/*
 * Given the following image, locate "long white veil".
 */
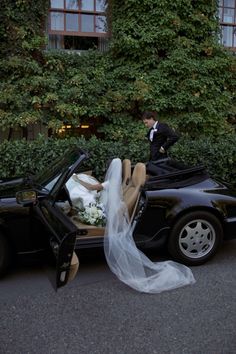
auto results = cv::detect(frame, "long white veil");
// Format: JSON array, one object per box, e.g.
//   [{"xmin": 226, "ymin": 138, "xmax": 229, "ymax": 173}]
[{"xmin": 103, "ymin": 158, "xmax": 195, "ymax": 293}]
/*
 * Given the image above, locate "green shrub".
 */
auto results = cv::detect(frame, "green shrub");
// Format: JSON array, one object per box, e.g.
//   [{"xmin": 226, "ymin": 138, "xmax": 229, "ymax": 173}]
[
  {"xmin": 171, "ymin": 134, "xmax": 236, "ymax": 185},
  {"xmin": 0, "ymin": 134, "xmax": 236, "ymax": 186},
  {"xmin": 0, "ymin": 135, "xmax": 148, "ymax": 181}
]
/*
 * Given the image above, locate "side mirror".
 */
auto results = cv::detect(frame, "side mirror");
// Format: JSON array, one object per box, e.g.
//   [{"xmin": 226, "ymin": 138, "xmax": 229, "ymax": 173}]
[{"xmin": 16, "ymin": 190, "xmax": 37, "ymax": 205}]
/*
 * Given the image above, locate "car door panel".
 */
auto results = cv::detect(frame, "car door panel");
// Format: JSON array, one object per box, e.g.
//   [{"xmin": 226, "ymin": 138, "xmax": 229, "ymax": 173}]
[{"xmin": 35, "ymin": 199, "xmax": 79, "ymax": 289}]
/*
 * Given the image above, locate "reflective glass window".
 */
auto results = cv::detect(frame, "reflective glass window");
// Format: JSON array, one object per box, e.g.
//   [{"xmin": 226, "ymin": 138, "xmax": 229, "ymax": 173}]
[
  {"xmin": 49, "ymin": 0, "xmax": 107, "ymax": 34},
  {"xmin": 81, "ymin": 0, "xmax": 94, "ymax": 11},
  {"xmin": 66, "ymin": 13, "xmax": 79, "ymax": 31},
  {"xmin": 96, "ymin": 0, "xmax": 106, "ymax": 12},
  {"xmin": 51, "ymin": 12, "xmax": 64, "ymax": 30},
  {"xmin": 48, "ymin": 34, "xmax": 65, "ymax": 49},
  {"xmin": 222, "ymin": 25, "xmax": 233, "ymax": 46},
  {"xmin": 96, "ymin": 15, "xmax": 106, "ymax": 33},
  {"xmin": 81, "ymin": 14, "xmax": 94, "ymax": 32},
  {"xmin": 224, "ymin": 0, "xmax": 235, "ymax": 7},
  {"xmin": 66, "ymin": 0, "xmax": 79, "ymax": 10},
  {"xmin": 223, "ymin": 8, "xmax": 235, "ymax": 23},
  {"xmin": 51, "ymin": 0, "xmax": 64, "ymax": 9}
]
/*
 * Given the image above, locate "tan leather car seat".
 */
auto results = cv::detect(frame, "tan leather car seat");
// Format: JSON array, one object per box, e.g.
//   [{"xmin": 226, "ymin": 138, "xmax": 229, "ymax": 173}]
[
  {"xmin": 122, "ymin": 159, "xmax": 131, "ymax": 192},
  {"xmin": 123, "ymin": 162, "xmax": 146, "ymax": 220}
]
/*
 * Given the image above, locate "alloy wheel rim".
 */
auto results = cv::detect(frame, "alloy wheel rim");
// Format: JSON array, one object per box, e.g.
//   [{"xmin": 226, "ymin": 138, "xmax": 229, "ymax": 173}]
[{"xmin": 178, "ymin": 219, "xmax": 216, "ymax": 259}]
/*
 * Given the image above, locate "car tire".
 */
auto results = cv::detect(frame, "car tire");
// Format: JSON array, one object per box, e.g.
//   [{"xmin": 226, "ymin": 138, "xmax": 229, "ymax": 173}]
[
  {"xmin": 0, "ymin": 233, "xmax": 11, "ymax": 277},
  {"xmin": 168, "ymin": 211, "xmax": 223, "ymax": 266}
]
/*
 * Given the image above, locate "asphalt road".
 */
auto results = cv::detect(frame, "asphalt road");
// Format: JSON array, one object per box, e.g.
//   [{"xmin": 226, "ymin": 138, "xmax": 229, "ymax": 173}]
[{"xmin": 0, "ymin": 240, "xmax": 236, "ymax": 354}]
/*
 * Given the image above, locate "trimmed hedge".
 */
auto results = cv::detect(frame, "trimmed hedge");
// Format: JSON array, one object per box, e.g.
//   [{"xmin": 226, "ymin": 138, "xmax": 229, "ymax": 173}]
[
  {"xmin": 0, "ymin": 135, "xmax": 149, "ymax": 181},
  {"xmin": 171, "ymin": 135, "xmax": 236, "ymax": 185},
  {"xmin": 0, "ymin": 134, "xmax": 235, "ymax": 186}
]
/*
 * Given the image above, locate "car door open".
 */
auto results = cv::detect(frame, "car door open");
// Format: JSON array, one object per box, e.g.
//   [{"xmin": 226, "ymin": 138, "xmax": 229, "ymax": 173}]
[
  {"xmin": 35, "ymin": 148, "xmax": 87, "ymax": 289},
  {"xmin": 35, "ymin": 199, "xmax": 79, "ymax": 290}
]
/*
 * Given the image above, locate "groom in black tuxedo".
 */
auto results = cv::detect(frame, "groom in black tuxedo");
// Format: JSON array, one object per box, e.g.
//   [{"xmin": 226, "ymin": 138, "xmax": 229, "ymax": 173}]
[{"xmin": 142, "ymin": 111, "xmax": 179, "ymax": 161}]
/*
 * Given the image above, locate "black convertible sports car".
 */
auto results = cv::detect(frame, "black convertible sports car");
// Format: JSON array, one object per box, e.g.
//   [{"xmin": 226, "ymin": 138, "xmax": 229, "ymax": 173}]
[{"xmin": 1, "ymin": 148, "xmax": 236, "ymax": 289}]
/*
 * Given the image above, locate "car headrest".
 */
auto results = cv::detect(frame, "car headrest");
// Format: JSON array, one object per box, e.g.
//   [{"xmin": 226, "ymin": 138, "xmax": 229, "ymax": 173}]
[
  {"xmin": 132, "ymin": 163, "xmax": 146, "ymax": 187},
  {"xmin": 122, "ymin": 159, "xmax": 131, "ymax": 186}
]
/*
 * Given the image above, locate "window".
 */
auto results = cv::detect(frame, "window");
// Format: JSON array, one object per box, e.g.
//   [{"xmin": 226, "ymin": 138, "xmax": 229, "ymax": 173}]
[
  {"xmin": 48, "ymin": 0, "xmax": 108, "ymax": 51},
  {"xmin": 219, "ymin": 0, "xmax": 236, "ymax": 50}
]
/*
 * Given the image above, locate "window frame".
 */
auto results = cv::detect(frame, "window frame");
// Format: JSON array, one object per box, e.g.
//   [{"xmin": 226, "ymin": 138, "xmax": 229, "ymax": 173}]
[
  {"xmin": 219, "ymin": 0, "xmax": 236, "ymax": 51},
  {"xmin": 48, "ymin": 0, "xmax": 108, "ymax": 38}
]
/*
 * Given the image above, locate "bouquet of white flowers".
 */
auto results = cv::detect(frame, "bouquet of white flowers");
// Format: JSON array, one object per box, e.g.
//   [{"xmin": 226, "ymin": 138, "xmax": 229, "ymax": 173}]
[{"xmin": 79, "ymin": 202, "xmax": 106, "ymax": 227}]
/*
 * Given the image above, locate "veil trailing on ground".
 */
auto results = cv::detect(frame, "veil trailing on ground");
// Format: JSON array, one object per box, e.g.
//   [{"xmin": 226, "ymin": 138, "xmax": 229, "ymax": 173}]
[{"xmin": 102, "ymin": 158, "xmax": 195, "ymax": 294}]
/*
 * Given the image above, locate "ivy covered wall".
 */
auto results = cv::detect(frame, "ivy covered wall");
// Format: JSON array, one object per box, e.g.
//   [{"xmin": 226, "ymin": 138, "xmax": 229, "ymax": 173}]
[
  {"xmin": 107, "ymin": 0, "xmax": 236, "ymax": 137},
  {"xmin": 0, "ymin": 0, "xmax": 50, "ymax": 139},
  {"xmin": 0, "ymin": 0, "xmax": 235, "ymax": 141}
]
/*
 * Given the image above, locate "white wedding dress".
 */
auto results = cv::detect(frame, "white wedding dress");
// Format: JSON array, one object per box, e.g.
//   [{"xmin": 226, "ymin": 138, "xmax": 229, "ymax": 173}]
[
  {"xmin": 102, "ymin": 158, "xmax": 196, "ymax": 293},
  {"xmin": 66, "ymin": 173, "xmax": 101, "ymax": 208}
]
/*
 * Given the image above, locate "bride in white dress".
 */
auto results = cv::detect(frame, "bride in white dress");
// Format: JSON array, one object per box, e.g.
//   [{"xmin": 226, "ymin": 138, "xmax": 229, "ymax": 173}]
[
  {"xmin": 66, "ymin": 173, "xmax": 108, "ymax": 209},
  {"xmin": 68, "ymin": 158, "xmax": 195, "ymax": 293}
]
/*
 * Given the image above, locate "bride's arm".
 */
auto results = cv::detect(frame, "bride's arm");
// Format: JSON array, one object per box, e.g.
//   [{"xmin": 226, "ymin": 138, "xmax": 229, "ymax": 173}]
[{"xmin": 77, "ymin": 178, "xmax": 104, "ymax": 191}]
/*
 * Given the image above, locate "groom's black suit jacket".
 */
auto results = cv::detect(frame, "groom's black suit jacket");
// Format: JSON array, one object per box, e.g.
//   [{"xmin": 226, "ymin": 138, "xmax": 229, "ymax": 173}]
[{"xmin": 147, "ymin": 122, "xmax": 179, "ymax": 161}]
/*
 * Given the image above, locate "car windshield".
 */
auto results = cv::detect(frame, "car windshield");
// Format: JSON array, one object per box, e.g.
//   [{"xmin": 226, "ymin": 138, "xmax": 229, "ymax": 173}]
[{"xmin": 33, "ymin": 148, "xmax": 85, "ymax": 192}]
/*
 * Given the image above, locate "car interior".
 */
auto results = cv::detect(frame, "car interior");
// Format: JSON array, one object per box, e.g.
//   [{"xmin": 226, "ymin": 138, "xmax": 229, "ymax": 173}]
[
  {"xmin": 57, "ymin": 159, "xmax": 147, "ymax": 238},
  {"xmin": 57, "ymin": 157, "xmax": 207, "ymax": 242}
]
